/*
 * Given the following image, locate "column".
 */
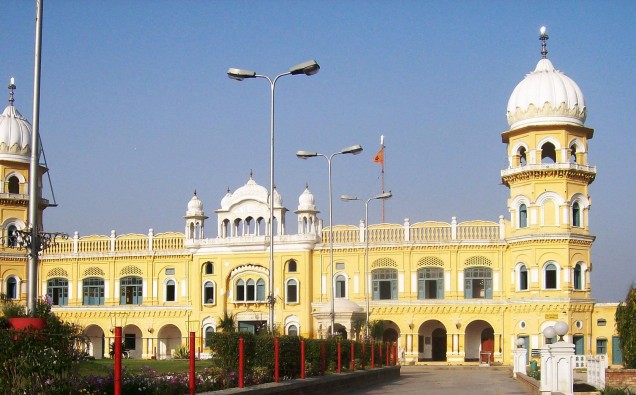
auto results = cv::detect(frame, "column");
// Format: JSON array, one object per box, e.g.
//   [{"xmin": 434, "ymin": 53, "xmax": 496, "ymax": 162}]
[
  {"xmin": 513, "ymin": 348, "xmax": 528, "ymax": 378},
  {"xmin": 550, "ymin": 341, "xmax": 575, "ymax": 395}
]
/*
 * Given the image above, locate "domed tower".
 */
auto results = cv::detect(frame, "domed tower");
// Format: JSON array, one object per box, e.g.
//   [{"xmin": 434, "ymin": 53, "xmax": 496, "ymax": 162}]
[
  {"xmin": 184, "ymin": 191, "xmax": 208, "ymax": 240},
  {"xmin": 502, "ymin": 28, "xmax": 595, "ymax": 296},
  {"xmin": 294, "ymin": 183, "xmax": 322, "ymax": 235},
  {"xmin": 0, "ymin": 79, "xmax": 48, "ymax": 247}
]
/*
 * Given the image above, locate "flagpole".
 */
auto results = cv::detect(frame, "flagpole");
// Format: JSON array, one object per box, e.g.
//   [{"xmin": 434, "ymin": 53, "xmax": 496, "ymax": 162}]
[{"xmin": 380, "ymin": 135, "xmax": 385, "ymax": 222}]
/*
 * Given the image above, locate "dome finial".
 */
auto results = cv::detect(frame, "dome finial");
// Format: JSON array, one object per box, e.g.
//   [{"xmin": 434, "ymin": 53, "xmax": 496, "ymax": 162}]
[
  {"xmin": 249, "ymin": 169, "xmax": 253, "ymax": 179},
  {"xmin": 539, "ymin": 26, "xmax": 549, "ymax": 59},
  {"xmin": 8, "ymin": 77, "xmax": 16, "ymax": 106},
  {"xmin": 194, "ymin": 189, "xmax": 197, "ymax": 196}
]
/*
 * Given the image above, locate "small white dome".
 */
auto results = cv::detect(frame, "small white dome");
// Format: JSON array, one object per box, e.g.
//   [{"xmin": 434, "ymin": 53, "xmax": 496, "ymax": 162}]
[
  {"xmin": 220, "ymin": 189, "xmax": 233, "ymax": 210},
  {"xmin": 0, "ymin": 104, "xmax": 32, "ymax": 161},
  {"xmin": 185, "ymin": 192, "xmax": 204, "ymax": 216},
  {"xmin": 298, "ymin": 185, "xmax": 316, "ymax": 211},
  {"xmin": 507, "ymin": 58, "xmax": 586, "ymax": 130}
]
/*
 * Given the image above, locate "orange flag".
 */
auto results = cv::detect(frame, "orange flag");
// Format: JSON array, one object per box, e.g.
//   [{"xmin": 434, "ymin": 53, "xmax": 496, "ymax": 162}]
[{"xmin": 373, "ymin": 147, "xmax": 384, "ymax": 164}]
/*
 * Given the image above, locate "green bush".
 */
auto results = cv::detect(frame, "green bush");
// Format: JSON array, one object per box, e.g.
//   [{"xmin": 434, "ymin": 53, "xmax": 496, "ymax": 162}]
[
  {"xmin": 616, "ymin": 286, "xmax": 636, "ymax": 368},
  {"xmin": 601, "ymin": 387, "xmax": 636, "ymax": 395}
]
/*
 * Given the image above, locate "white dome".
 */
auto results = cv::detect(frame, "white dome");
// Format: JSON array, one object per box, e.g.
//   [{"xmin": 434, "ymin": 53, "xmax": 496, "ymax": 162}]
[
  {"xmin": 232, "ymin": 175, "xmax": 268, "ymax": 203},
  {"xmin": 298, "ymin": 185, "xmax": 316, "ymax": 211},
  {"xmin": 0, "ymin": 104, "xmax": 32, "ymax": 161},
  {"xmin": 507, "ymin": 58, "xmax": 586, "ymax": 130},
  {"xmin": 185, "ymin": 192, "xmax": 204, "ymax": 216}
]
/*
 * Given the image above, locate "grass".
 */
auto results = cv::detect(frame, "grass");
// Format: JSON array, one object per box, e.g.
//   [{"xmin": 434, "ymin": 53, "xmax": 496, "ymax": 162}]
[{"xmin": 78, "ymin": 359, "xmax": 218, "ymax": 377}]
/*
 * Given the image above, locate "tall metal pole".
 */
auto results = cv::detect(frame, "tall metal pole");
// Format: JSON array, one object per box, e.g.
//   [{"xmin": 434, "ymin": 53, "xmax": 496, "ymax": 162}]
[
  {"xmin": 28, "ymin": 0, "xmax": 44, "ymax": 315},
  {"xmin": 327, "ymin": 157, "xmax": 335, "ymax": 336},
  {"xmin": 364, "ymin": 199, "xmax": 370, "ymax": 339}
]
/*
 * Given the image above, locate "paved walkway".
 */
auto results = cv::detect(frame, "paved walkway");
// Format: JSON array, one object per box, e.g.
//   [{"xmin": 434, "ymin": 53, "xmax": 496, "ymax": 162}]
[{"xmin": 348, "ymin": 365, "xmax": 530, "ymax": 395}]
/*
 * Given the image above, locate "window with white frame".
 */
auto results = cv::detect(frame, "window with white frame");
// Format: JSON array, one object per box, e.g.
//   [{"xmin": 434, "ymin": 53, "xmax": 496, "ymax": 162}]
[
  {"xmin": 519, "ymin": 204, "xmax": 528, "ymax": 228},
  {"xmin": 166, "ymin": 279, "xmax": 176, "ymax": 302},
  {"xmin": 235, "ymin": 277, "xmax": 266, "ymax": 302},
  {"xmin": 544, "ymin": 263, "xmax": 558, "ymax": 290},
  {"xmin": 6, "ymin": 276, "xmax": 18, "ymax": 299},
  {"xmin": 203, "ymin": 281, "xmax": 215, "ymax": 304},
  {"xmin": 83, "ymin": 277, "xmax": 105, "ymax": 305},
  {"xmin": 335, "ymin": 274, "xmax": 346, "ymax": 298},
  {"xmin": 573, "ymin": 264, "xmax": 582, "ymax": 290},
  {"xmin": 372, "ymin": 269, "xmax": 397, "ymax": 300},
  {"xmin": 288, "ymin": 259, "xmax": 297, "ymax": 272},
  {"xmin": 572, "ymin": 202, "xmax": 581, "ymax": 227},
  {"xmin": 287, "ymin": 324, "xmax": 298, "ymax": 336},
  {"xmin": 204, "ymin": 262, "xmax": 214, "ymax": 275},
  {"xmin": 286, "ymin": 279, "xmax": 298, "ymax": 303},
  {"xmin": 518, "ymin": 264, "xmax": 528, "ymax": 291},
  {"xmin": 47, "ymin": 277, "xmax": 68, "ymax": 305},
  {"xmin": 120, "ymin": 276, "xmax": 143, "ymax": 305},
  {"xmin": 205, "ymin": 326, "xmax": 215, "ymax": 345}
]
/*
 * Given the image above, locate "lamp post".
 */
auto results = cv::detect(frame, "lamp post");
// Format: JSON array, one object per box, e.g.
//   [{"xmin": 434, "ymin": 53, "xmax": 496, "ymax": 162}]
[
  {"xmin": 227, "ymin": 60, "xmax": 320, "ymax": 333},
  {"xmin": 296, "ymin": 145, "xmax": 363, "ymax": 336},
  {"xmin": 340, "ymin": 192, "xmax": 392, "ymax": 339}
]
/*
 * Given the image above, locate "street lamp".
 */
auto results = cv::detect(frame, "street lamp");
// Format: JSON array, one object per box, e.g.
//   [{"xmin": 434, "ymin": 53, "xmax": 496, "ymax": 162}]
[
  {"xmin": 296, "ymin": 144, "xmax": 363, "ymax": 336},
  {"xmin": 341, "ymin": 191, "xmax": 392, "ymax": 338},
  {"xmin": 227, "ymin": 60, "xmax": 320, "ymax": 333}
]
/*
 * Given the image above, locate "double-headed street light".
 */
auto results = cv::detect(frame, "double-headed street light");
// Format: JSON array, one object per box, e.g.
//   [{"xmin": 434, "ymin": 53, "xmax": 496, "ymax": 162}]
[
  {"xmin": 341, "ymin": 192, "xmax": 393, "ymax": 339},
  {"xmin": 227, "ymin": 60, "xmax": 320, "ymax": 333},
  {"xmin": 296, "ymin": 145, "xmax": 363, "ymax": 336}
]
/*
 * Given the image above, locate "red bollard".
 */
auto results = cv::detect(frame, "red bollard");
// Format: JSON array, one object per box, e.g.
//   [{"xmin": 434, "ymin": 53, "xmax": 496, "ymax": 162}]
[
  {"xmin": 274, "ymin": 337, "xmax": 280, "ymax": 383},
  {"xmin": 114, "ymin": 327, "xmax": 122, "ymax": 395},
  {"xmin": 362, "ymin": 342, "xmax": 365, "ymax": 370},
  {"xmin": 300, "ymin": 340, "xmax": 305, "ymax": 379},
  {"xmin": 238, "ymin": 337, "xmax": 244, "ymax": 388},
  {"xmin": 385, "ymin": 342, "xmax": 389, "ymax": 366},
  {"xmin": 337, "ymin": 341, "xmax": 342, "ymax": 373},
  {"xmin": 371, "ymin": 342, "xmax": 375, "ymax": 368},
  {"xmin": 189, "ymin": 332, "xmax": 195, "ymax": 395},
  {"xmin": 320, "ymin": 341, "xmax": 326, "ymax": 375},
  {"xmin": 379, "ymin": 342, "xmax": 382, "ymax": 367},
  {"xmin": 350, "ymin": 342, "xmax": 355, "ymax": 371},
  {"xmin": 393, "ymin": 343, "xmax": 397, "ymax": 366}
]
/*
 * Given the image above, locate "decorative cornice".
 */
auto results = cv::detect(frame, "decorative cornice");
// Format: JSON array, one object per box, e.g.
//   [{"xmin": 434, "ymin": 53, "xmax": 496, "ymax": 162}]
[{"xmin": 501, "ymin": 168, "xmax": 596, "ymax": 187}]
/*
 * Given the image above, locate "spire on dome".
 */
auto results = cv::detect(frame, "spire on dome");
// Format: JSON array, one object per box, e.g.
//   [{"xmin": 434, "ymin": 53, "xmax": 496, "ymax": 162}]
[
  {"xmin": 8, "ymin": 78, "xmax": 16, "ymax": 106},
  {"xmin": 539, "ymin": 26, "xmax": 549, "ymax": 59}
]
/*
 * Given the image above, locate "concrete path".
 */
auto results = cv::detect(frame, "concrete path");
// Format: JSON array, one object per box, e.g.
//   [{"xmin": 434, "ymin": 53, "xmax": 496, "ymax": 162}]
[{"xmin": 348, "ymin": 365, "xmax": 530, "ymax": 395}]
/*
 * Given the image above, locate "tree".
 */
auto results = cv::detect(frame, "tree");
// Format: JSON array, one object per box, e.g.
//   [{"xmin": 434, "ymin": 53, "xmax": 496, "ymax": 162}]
[
  {"xmin": 218, "ymin": 311, "xmax": 236, "ymax": 333},
  {"xmin": 615, "ymin": 285, "xmax": 636, "ymax": 368}
]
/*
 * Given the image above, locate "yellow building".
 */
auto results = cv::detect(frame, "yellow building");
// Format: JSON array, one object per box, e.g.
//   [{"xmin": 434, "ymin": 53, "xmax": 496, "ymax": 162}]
[{"xmin": 0, "ymin": 32, "xmax": 623, "ymax": 366}]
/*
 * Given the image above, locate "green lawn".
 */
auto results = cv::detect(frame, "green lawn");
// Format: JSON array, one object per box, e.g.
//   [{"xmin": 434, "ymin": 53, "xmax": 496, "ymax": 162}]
[{"xmin": 78, "ymin": 359, "xmax": 218, "ymax": 377}]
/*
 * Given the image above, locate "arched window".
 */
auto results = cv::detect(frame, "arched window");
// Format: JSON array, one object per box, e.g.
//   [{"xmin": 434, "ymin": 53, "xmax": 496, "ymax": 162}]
[
  {"xmin": 166, "ymin": 279, "xmax": 176, "ymax": 302},
  {"xmin": 6, "ymin": 277, "xmax": 18, "ymax": 299},
  {"xmin": 205, "ymin": 326, "xmax": 215, "ymax": 345},
  {"xmin": 417, "ymin": 267, "xmax": 444, "ymax": 299},
  {"xmin": 120, "ymin": 276, "xmax": 143, "ymax": 305},
  {"xmin": 256, "ymin": 279, "xmax": 266, "ymax": 301},
  {"xmin": 203, "ymin": 281, "xmax": 215, "ymax": 304},
  {"xmin": 236, "ymin": 279, "xmax": 245, "ymax": 302},
  {"xmin": 518, "ymin": 265, "xmax": 528, "ymax": 291},
  {"xmin": 204, "ymin": 262, "xmax": 214, "ymax": 275},
  {"xmin": 287, "ymin": 324, "xmax": 298, "ymax": 336},
  {"xmin": 246, "ymin": 279, "xmax": 256, "ymax": 301},
  {"xmin": 519, "ymin": 204, "xmax": 528, "ymax": 228},
  {"xmin": 7, "ymin": 225, "xmax": 18, "ymax": 247},
  {"xmin": 572, "ymin": 202, "xmax": 581, "ymax": 227},
  {"xmin": 288, "ymin": 259, "xmax": 297, "ymax": 273},
  {"xmin": 518, "ymin": 147, "xmax": 527, "ymax": 166},
  {"xmin": 286, "ymin": 279, "xmax": 298, "ymax": 303},
  {"xmin": 7, "ymin": 176, "xmax": 19, "ymax": 194},
  {"xmin": 573, "ymin": 264, "xmax": 582, "ymax": 290},
  {"xmin": 544, "ymin": 263, "xmax": 558, "ymax": 290},
  {"xmin": 372, "ymin": 269, "xmax": 397, "ymax": 300},
  {"xmin": 335, "ymin": 274, "xmax": 346, "ymax": 298},
  {"xmin": 47, "ymin": 277, "xmax": 68, "ymax": 306},
  {"xmin": 464, "ymin": 267, "xmax": 492, "ymax": 299},
  {"xmin": 541, "ymin": 142, "xmax": 557, "ymax": 163},
  {"xmin": 570, "ymin": 144, "xmax": 578, "ymax": 163},
  {"xmin": 83, "ymin": 277, "xmax": 105, "ymax": 305}
]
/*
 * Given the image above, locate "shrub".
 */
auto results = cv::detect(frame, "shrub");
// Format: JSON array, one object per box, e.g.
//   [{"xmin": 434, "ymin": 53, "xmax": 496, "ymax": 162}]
[{"xmin": 616, "ymin": 286, "xmax": 636, "ymax": 368}]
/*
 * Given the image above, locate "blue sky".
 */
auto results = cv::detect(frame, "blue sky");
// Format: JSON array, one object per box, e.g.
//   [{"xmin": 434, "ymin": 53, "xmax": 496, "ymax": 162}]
[{"xmin": 4, "ymin": 1, "xmax": 635, "ymax": 302}]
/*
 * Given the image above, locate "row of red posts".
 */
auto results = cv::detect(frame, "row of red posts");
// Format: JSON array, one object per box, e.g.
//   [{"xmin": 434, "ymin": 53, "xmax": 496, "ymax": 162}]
[{"xmin": 111, "ymin": 327, "xmax": 398, "ymax": 395}]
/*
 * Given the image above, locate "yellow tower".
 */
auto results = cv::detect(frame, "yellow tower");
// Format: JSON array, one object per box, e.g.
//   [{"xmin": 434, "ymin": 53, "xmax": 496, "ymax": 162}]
[
  {"xmin": 501, "ymin": 27, "xmax": 596, "ymax": 355},
  {"xmin": 0, "ymin": 79, "xmax": 49, "ymax": 300}
]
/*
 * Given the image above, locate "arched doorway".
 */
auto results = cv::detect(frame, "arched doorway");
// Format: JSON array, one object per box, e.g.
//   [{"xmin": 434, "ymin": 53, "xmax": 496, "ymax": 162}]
[
  {"xmin": 417, "ymin": 320, "xmax": 447, "ymax": 362},
  {"xmin": 157, "ymin": 324, "xmax": 183, "ymax": 359},
  {"xmin": 84, "ymin": 325, "xmax": 105, "ymax": 359},
  {"xmin": 432, "ymin": 328, "xmax": 447, "ymax": 361},
  {"xmin": 383, "ymin": 327, "xmax": 398, "ymax": 342},
  {"xmin": 464, "ymin": 320, "xmax": 494, "ymax": 362}
]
